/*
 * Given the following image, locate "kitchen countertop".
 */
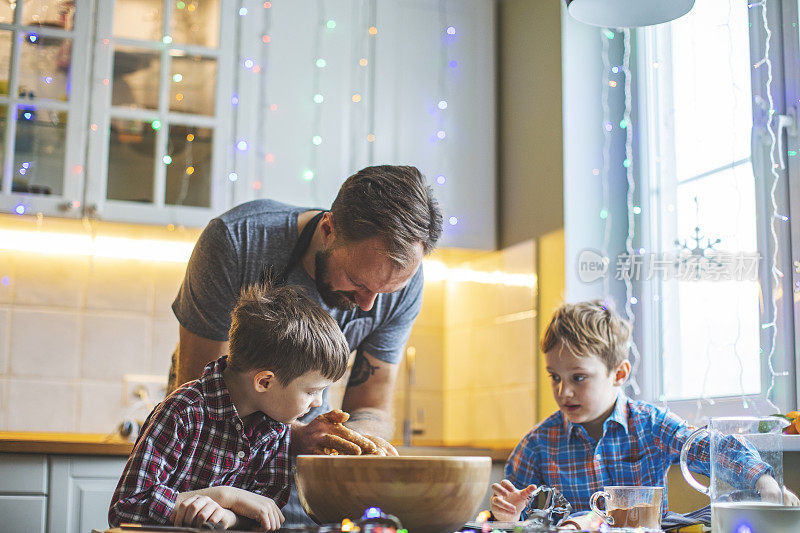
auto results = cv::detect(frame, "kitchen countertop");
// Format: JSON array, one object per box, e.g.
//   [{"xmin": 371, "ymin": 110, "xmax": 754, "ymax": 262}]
[
  {"xmin": 7, "ymin": 430, "xmax": 797, "ymax": 459},
  {"xmin": 0, "ymin": 431, "xmax": 135, "ymax": 456},
  {"xmin": 0, "ymin": 431, "xmax": 512, "ymax": 460}
]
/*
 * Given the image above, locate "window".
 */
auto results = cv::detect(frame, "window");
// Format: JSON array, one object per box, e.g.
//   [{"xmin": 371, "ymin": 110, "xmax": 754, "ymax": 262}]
[{"xmin": 638, "ymin": 0, "xmax": 798, "ymax": 417}]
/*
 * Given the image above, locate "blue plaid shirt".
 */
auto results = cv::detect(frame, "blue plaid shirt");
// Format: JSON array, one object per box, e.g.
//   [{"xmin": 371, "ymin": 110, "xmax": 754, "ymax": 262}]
[{"xmin": 505, "ymin": 393, "xmax": 771, "ymax": 518}]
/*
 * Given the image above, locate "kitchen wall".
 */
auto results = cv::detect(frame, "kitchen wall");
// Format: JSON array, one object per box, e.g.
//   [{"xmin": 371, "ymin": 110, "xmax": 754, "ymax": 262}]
[
  {"xmin": 0, "ymin": 214, "xmax": 198, "ymax": 433},
  {"xmin": 0, "ymin": 214, "xmax": 539, "ymax": 445},
  {"xmin": 394, "ymin": 240, "xmax": 538, "ymax": 449},
  {"xmin": 498, "ymin": 0, "xmax": 564, "ymax": 248},
  {"xmin": 536, "ymin": 228, "xmax": 564, "ymax": 420}
]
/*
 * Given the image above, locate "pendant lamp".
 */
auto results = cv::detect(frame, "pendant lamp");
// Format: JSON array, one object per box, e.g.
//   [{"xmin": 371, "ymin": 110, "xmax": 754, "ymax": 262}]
[{"xmin": 565, "ymin": 0, "xmax": 695, "ymax": 27}]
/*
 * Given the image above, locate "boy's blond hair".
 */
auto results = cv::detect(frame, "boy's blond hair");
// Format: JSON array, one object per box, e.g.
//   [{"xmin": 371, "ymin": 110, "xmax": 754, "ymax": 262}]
[
  {"xmin": 227, "ymin": 282, "xmax": 350, "ymax": 385},
  {"xmin": 540, "ymin": 300, "xmax": 631, "ymax": 372}
]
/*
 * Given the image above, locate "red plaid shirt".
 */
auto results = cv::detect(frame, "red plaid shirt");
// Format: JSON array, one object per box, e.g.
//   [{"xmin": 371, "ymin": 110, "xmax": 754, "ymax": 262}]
[{"xmin": 109, "ymin": 357, "xmax": 291, "ymax": 527}]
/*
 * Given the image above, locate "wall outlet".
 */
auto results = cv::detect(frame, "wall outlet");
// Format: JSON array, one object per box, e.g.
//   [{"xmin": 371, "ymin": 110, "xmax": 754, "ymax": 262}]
[{"xmin": 123, "ymin": 374, "xmax": 167, "ymax": 407}]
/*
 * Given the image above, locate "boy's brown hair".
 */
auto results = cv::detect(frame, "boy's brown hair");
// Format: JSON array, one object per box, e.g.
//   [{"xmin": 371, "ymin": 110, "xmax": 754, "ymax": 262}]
[
  {"xmin": 540, "ymin": 300, "xmax": 632, "ymax": 373},
  {"xmin": 227, "ymin": 283, "xmax": 350, "ymax": 385},
  {"xmin": 330, "ymin": 165, "xmax": 443, "ymax": 267}
]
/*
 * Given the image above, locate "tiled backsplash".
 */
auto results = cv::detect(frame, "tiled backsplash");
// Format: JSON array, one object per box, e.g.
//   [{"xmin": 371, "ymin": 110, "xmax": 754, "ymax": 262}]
[
  {"xmin": 0, "ymin": 218, "xmax": 538, "ymax": 448},
  {"xmin": 0, "ymin": 248, "xmax": 185, "ymax": 433},
  {"xmin": 394, "ymin": 240, "xmax": 538, "ymax": 449}
]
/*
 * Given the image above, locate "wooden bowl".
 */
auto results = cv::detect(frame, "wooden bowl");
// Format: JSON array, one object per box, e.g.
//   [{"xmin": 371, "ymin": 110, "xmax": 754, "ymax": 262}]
[{"xmin": 294, "ymin": 455, "xmax": 491, "ymax": 533}]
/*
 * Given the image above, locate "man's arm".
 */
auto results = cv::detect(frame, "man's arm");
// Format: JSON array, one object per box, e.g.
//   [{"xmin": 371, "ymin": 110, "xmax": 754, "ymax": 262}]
[
  {"xmin": 173, "ymin": 325, "xmax": 227, "ymax": 390},
  {"xmin": 340, "ymin": 349, "xmax": 399, "ymax": 439}
]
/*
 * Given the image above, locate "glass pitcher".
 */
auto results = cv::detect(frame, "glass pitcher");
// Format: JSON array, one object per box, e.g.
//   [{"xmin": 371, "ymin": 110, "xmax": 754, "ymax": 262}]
[{"xmin": 680, "ymin": 416, "xmax": 797, "ymax": 532}]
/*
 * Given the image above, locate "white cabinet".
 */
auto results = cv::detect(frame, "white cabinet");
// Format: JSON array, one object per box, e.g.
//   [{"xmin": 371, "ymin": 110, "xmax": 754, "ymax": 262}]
[
  {"xmin": 0, "ymin": 454, "xmax": 48, "ymax": 533},
  {"xmin": 84, "ymin": 0, "xmax": 237, "ymax": 227},
  {"xmin": 0, "ymin": 0, "xmax": 237, "ymax": 228},
  {"xmin": 0, "ymin": 0, "xmax": 93, "ymax": 220},
  {"xmin": 48, "ymin": 456, "xmax": 127, "ymax": 533},
  {"xmin": 0, "ymin": 453, "xmax": 126, "ymax": 533},
  {"xmin": 0, "ymin": 496, "xmax": 47, "ymax": 533},
  {"xmin": 237, "ymin": 0, "xmax": 497, "ymax": 249},
  {"xmin": 0, "ymin": 0, "xmax": 496, "ymax": 249}
]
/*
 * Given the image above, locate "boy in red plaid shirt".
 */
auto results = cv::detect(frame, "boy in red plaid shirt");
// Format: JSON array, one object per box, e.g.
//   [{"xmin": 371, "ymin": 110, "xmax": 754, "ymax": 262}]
[{"xmin": 109, "ymin": 283, "xmax": 350, "ymax": 530}]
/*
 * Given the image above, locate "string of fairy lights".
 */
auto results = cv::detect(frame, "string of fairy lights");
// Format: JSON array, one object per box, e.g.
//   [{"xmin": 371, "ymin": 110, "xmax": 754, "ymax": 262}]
[
  {"xmin": 346, "ymin": 0, "xmax": 375, "ymax": 175},
  {"xmin": 620, "ymin": 28, "xmax": 642, "ymax": 397},
  {"xmin": 752, "ymin": 0, "xmax": 788, "ymax": 410},
  {"xmin": 250, "ymin": 0, "xmax": 275, "ymax": 195},
  {"xmin": 438, "ymin": 0, "xmax": 458, "ymax": 228},
  {"xmin": 599, "ymin": 26, "xmax": 641, "ymax": 397},
  {"xmin": 599, "ymin": 28, "xmax": 613, "ymax": 301}
]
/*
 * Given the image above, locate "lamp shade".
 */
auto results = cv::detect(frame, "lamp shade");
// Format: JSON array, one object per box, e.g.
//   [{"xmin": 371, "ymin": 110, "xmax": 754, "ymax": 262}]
[{"xmin": 565, "ymin": 0, "xmax": 695, "ymax": 27}]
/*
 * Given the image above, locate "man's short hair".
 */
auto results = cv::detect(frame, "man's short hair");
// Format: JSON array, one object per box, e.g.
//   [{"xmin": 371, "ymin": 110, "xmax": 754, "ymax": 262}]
[
  {"xmin": 540, "ymin": 300, "xmax": 632, "ymax": 373},
  {"xmin": 227, "ymin": 283, "xmax": 350, "ymax": 384},
  {"xmin": 330, "ymin": 165, "xmax": 443, "ymax": 266}
]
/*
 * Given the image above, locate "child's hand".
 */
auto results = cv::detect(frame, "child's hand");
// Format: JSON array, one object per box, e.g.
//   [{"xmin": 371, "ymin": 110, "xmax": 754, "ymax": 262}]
[
  {"xmin": 172, "ymin": 494, "xmax": 237, "ymax": 529},
  {"xmin": 756, "ymin": 475, "xmax": 800, "ymax": 505},
  {"xmin": 489, "ymin": 480, "xmax": 537, "ymax": 522},
  {"xmin": 227, "ymin": 491, "xmax": 285, "ymax": 531}
]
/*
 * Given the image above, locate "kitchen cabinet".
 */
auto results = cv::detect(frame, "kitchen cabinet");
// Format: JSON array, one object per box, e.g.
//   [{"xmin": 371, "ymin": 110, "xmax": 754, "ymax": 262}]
[
  {"xmin": 0, "ymin": 0, "xmax": 236, "ymax": 228},
  {"xmin": 0, "ymin": 0, "xmax": 93, "ymax": 220},
  {"xmin": 0, "ymin": 0, "xmax": 496, "ymax": 249},
  {"xmin": 48, "ymin": 456, "xmax": 127, "ymax": 533},
  {"xmin": 0, "ymin": 451, "xmax": 126, "ymax": 533},
  {"xmin": 0, "ymin": 454, "xmax": 48, "ymax": 533},
  {"xmin": 83, "ymin": 0, "xmax": 236, "ymax": 227},
  {"xmin": 238, "ymin": 0, "xmax": 496, "ymax": 249}
]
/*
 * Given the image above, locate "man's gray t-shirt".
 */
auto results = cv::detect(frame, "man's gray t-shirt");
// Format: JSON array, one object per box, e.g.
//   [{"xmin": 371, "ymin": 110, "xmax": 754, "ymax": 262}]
[{"xmin": 172, "ymin": 199, "xmax": 423, "ymax": 421}]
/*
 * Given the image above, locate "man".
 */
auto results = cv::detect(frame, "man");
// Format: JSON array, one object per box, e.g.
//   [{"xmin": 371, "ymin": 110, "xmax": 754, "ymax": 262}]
[{"xmin": 168, "ymin": 165, "xmax": 442, "ymax": 519}]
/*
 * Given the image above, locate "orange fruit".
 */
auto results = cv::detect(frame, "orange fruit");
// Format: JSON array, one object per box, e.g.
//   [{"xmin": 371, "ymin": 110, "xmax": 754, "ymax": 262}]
[
  {"xmin": 786, "ymin": 423, "xmax": 799, "ymax": 435},
  {"xmin": 787, "ymin": 411, "xmax": 800, "ymax": 419},
  {"xmin": 793, "ymin": 417, "xmax": 800, "ymax": 434}
]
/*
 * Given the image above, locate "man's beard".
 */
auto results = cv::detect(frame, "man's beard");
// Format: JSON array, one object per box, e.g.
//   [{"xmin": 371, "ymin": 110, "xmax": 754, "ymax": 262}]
[{"xmin": 314, "ymin": 249, "xmax": 358, "ymax": 310}]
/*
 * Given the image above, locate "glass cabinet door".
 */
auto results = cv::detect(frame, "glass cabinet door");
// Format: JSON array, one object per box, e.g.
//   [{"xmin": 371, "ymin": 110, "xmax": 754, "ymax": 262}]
[
  {"xmin": 0, "ymin": 0, "xmax": 92, "ymax": 217},
  {"xmin": 85, "ymin": 0, "xmax": 234, "ymax": 226}
]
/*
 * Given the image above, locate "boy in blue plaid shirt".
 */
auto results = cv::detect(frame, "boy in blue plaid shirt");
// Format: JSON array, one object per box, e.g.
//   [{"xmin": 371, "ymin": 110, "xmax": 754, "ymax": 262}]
[{"xmin": 490, "ymin": 300, "xmax": 798, "ymax": 527}]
